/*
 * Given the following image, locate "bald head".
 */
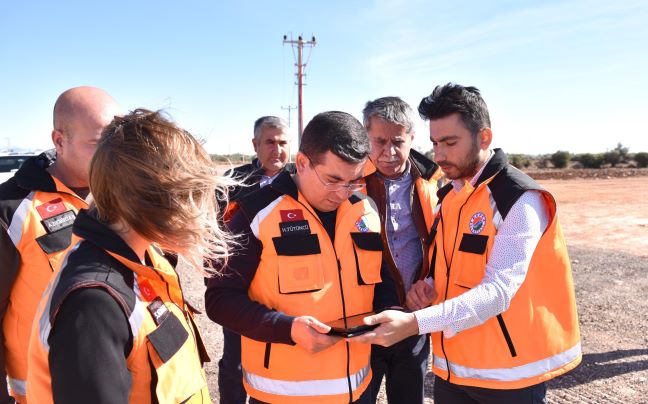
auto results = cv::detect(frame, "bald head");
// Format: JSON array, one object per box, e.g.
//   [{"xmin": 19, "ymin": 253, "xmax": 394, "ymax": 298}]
[
  {"xmin": 49, "ymin": 86, "xmax": 120, "ymax": 189},
  {"xmin": 53, "ymin": 86, "xmax": 120, "ymax": 134}
]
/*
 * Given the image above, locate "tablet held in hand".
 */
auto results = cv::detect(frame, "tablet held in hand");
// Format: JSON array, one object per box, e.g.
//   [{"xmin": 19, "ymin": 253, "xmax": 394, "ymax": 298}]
[{"xmin": 326, "ymin": 312, "xmax": 378, "ymax": 337}]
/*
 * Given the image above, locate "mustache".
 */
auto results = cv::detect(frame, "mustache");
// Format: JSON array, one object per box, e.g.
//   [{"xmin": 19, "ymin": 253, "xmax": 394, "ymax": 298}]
[{"xmin": 378, "ymin": 158, "xmax": 400, "ymax": 163}]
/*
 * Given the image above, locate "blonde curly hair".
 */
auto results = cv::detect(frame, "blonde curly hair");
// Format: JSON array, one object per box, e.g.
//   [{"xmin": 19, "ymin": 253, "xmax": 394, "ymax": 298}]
[{"xmin": 89, "ymin": 108, "xmax": 237, "ymax": 275}]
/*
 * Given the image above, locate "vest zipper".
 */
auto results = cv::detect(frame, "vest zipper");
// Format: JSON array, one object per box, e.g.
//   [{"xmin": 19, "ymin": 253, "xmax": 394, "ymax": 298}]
[
  {"xmin": 496, "ymin": 314, "xmax": 517, "ymax": 357},
  {"xmin": 337, "ymin": 258, "xmax": 353, "ymax": 403},
  {"xmin": 295, "ymin": 197, "xmax": 354, "ymax": 401},
  {"xmin": 263, "ymin": 342, "xmax": 272, "ymax": 368},
  {"xmin": 439, "ymin": 185, "xmax": 480, "ymax": 382}
]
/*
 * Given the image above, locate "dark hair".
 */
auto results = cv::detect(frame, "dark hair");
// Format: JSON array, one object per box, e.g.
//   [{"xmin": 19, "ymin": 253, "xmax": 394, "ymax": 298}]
[
  {"xmin": 362, "ymin": 96, "xmax": 415, "ymax": 133},
  {"xmin": 299, "ymin": 111, "xmax": 370, "ymax": 165},
  {"xmin": 418, "ymin": 83, "xmax": 491, "ymax": 137}
]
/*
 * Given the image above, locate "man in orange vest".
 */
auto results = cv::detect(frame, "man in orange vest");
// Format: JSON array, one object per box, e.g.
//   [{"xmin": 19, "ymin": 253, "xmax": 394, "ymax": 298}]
[
  {"xmin": 218, "ymin": 116, "xmax": 294, "ymax": 404},
  {"xmin": 206, "ymin": 111, "xmax": 399, "ymax": 403},
  {"xmin": 0, "ymin": 86, "xmax": 120, "ymax": 403},
  {"xmin": 362, "ymin": 96, "xmax": 441, "ymax": 403},
  {"xmin": 353, "ymin": 83, "xmax": 581, "ymax": 403}
]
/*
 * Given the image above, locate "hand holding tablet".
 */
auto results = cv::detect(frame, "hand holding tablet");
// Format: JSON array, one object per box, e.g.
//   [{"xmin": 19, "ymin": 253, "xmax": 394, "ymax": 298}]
[{"xmin": 326, "ymin": 312, "xmax": 378, "ymax": 337}]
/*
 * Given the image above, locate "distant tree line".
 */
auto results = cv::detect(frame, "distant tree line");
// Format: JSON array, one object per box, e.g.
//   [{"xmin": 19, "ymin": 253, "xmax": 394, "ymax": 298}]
[
  {"xmin": 213, "ymin": 144, "xmax": 648, "ymax": 170},
  {"xmin": 210, "ymin": 153, "xmax": 255, "ymax": 164},
  {"xmin": 507, "ymin": 144, "xmax": 648, "ymax": 169},
  {"xmin": 489, "ymin": 143, "xmax": 647, "ymax": 170}
]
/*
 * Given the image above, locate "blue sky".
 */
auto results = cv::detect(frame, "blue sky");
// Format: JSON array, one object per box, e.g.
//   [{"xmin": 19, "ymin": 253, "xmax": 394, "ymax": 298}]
[{"xmin": 1, "ymin": 0, "xmax": 647, "ymax": 155}]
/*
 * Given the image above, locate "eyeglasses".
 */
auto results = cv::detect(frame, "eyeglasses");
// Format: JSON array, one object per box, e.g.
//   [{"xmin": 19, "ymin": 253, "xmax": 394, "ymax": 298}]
[{"xmin": 309, "ymin": 160, "xmax": 366, "ymax": 192}]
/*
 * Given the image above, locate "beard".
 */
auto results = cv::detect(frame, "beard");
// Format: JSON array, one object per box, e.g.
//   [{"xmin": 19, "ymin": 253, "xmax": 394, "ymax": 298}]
[{"xmin": 440, "ymin": 140, "xmax": 482, "ymax": 180}]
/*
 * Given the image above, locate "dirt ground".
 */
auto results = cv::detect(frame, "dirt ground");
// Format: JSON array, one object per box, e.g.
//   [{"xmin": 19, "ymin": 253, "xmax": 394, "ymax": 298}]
[{"xmin": 178, "ymin": 175, "xmax": 648, "ymax": 403}]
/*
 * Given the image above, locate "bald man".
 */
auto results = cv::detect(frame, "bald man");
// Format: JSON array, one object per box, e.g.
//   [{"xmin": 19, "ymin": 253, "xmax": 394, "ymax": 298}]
[{"xmin": 0, "ymin": 86, "xmax": 120, "ymax": 403}]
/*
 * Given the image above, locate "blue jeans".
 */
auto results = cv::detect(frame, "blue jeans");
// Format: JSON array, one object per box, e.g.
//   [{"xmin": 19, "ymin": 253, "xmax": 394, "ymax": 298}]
[
  {"xmin": 369, "ymin": 333, "xmax": 430, "ymax": 404},
  {"xmin": 434, "ymin": 376, "xmax": 547, "ymax": 404},
  {"xmin": 218, "ymin": 327, "xmax": 246, "ymax": 404}
]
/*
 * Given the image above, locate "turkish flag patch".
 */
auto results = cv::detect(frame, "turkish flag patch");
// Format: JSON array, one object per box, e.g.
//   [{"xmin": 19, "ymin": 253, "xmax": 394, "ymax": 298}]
[
  {"xmin": 36, "ymin": 198, "xmax": 67, "ymax": 220},
  {"xmin": 138, "ymin": 279, "xmax": 157, "ymax": 301},
  {"xmin": 280, "ymin": 209, "xmax": 304, "ymax": 222}
]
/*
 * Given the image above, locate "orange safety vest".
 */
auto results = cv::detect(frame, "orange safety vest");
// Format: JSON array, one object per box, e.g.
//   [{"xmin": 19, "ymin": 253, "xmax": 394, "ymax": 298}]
[
  {"xmin": 236, "ymin": 174, "xmax": 383, "ymax": 403},
  {"xmin": 430, "ymin": 149, "xmax": 581, "ymax": 389},
  {"xmin": 27, "ymin": 210, "xmax": 211, "ymax": 403},
  {"xmin": 0, "ymin": 152, "xmax": 87, "ymax": 403}
]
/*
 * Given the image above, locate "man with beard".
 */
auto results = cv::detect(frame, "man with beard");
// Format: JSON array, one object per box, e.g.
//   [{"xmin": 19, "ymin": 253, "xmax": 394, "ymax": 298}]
[{"xmin": 352, "ymin": 83, "xmax": 581, "ymax": 403}]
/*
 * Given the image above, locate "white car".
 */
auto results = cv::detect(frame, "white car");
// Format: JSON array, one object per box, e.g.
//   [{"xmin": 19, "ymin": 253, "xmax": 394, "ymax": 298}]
[{"xmin": 0, "ymin": 154, "xmax": 33, "ymax": 184}]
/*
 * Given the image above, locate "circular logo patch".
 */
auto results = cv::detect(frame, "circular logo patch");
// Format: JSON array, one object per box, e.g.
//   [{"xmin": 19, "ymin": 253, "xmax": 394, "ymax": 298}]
[{"xmin": 469, "ymin": 212, "xmax": 487, "ymax": 234}]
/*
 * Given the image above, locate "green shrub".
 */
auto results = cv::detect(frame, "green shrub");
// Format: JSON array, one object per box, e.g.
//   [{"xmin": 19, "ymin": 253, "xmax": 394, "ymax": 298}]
[
  {"xmin": 603, "ymin": 150, "xmax": 621, "ymax": 167},
  {"xmin": 550, "ymin": 150, "xmax": 570, "ymax": 168},
  {"xmin": 579, "ymin": 153, "xmax": 604, "ymax": 168},
  {"xmin": 634, "ymin": 152, "xmax": 648, "ymax": 168},
  {"xmin": 509, "ymin": 154, "xmax": 531, "ymax": 169}
]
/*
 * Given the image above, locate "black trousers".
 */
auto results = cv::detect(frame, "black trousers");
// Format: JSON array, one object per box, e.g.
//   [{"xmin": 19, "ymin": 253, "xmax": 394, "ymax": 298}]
[
  {"xmin": 369, "ymin": 333, "xmax": 430, "ymax": 403},
  {"xmin": 217, "ymin": 327, "xmax": 246, "ymax": 404},
  {"xmin": 433, "ymin": 376, "xmax": 547, "ymax": 404}
]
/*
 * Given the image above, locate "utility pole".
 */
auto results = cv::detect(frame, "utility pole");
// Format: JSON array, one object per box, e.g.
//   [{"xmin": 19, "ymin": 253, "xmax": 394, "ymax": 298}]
[
  {"xmin": 281, "ymin": 105, "xmax": 297, "ymax": 127},
  {"xmin": 283, "ymin": 34, "xmax": 316, "ymax": 143}
]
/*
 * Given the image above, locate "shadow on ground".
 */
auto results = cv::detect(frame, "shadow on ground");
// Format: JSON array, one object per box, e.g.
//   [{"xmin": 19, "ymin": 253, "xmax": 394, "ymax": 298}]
[{"xmin": 549, "ymin": 349, "xmax": 648, "ymax": 389}]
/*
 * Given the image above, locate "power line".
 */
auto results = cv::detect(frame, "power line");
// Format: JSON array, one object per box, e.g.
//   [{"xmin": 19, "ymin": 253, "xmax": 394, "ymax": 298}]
[
  {"xmin": 283, "ymin": 34, "xmax": 316, "ymax": 144},
  {"xmin": 281, "ymin": 105, "xmax": 297, "ymax": 128}
]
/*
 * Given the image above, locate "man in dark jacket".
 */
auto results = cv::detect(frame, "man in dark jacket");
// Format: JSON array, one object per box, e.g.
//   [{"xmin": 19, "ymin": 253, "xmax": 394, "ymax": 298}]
[
  {"xmin": 362, "ymin": 97, "xmax": 442, "ymax": 403},
  {"xmin": 217, "ymin": 115, "xmax": 293, "ymax": 404}
]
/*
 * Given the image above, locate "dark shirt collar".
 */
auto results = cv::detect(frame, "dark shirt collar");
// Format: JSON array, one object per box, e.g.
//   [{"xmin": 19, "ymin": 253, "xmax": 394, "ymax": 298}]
[
  {"xmin": 474, "ymin": 148, "xmax": 508, "ymax": 187},
  {"xmin": 15, "ymin": 149, "xmax": 58, "ymax": 192},
  {"xmin": 268, "ymin": 170, "xmax": 300, "ymax": 201},
  {"xmin": 73, "ymin": 209, "xmax": 142, "ymax": 264}
]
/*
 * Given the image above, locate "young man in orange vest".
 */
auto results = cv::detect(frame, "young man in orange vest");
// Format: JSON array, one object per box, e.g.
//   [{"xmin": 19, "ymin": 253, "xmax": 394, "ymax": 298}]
[
  {"xmin": 353, "ymin": 83, "xmax": 581, "ymax": 403},
  {"xmin": 206, "ymin": 111, "xmax": 399, "ymax": 403},
  {"xmin": 0, "ymin": 86, "xmax": 119, "ymax": 404}
]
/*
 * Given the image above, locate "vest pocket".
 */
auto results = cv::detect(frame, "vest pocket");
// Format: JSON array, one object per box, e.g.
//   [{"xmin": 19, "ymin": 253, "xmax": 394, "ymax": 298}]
[
  {"xmin": 351, "ymin": 232, "xmax": 383, "ymax": 285},
  {"xmin": 146, "ymin": 310, "xmax": 208, "ymax": 403},
  {"xmin": 148, "ymin": 312, "xmax": 189, "ymax": 363},
  {"xmin": 458, "ymin": 233, "xmax": 488, "ymax": 254},
  {"xmin": 273, "ymin": 234, "xmax": 325, "ymax": 294},
  {"xmin": 277, "ymin": 256, "xmax": 325, "ymax": 293},
  {"xmin": 454, "ymin": 233, "xmax": 488, "ymax": 289},
  {"xmin": 35, "ymin": 227, "xmax": 73, "ymax": 254}
]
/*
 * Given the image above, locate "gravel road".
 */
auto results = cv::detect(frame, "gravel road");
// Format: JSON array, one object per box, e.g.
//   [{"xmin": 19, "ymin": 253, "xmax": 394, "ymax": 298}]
[
  {"xmin": 177, "ymin": 244, "xmax": 648, "ymax": 403},
  {"xmin": 177, "ymin": 175, "xmax": 648, "ymax": 403}
]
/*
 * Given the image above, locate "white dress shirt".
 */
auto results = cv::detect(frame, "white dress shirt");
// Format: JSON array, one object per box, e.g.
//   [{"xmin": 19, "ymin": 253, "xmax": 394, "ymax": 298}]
[{"xmin": 416, "ymin": 152, "xmax": 549, "ymax": 337}]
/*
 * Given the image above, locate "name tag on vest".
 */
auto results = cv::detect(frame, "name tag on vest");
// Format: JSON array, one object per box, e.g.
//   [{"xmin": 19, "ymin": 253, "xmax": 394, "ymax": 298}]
[
  {"xmin": 279, "ymin": 220, "xmax": 311, "ymax": 236},
  {"xmin": 41, "ymin": 210, "xmax": 76, "ymax": 234},
  {"xmin": 147, "ymin": 297, "xmax": 171, "ymax": 325}
]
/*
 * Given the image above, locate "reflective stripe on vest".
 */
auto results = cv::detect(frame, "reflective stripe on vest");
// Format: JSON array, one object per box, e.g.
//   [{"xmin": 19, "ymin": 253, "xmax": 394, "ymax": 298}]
[
  {"xmin": 249, "ymin": 195, "xmax": 285, "ymax": 238},
  {"xmin": 8, "ymin": 376, "xmax": 27, "ymax": 396},
  {"xmin": 433, "ymin": 342, "xmax": 581, "ymax": 382},
  {"xmin": 129, "ymin": 281, "xmax": 147, "ymax": 340},
  {"xmin": 37, "ymin": 243, "xmax": 80, "ymax": 350},
  {"xmin": 7, "ymin": 191, "xmax": 35, "ymax": 246},
  {"xmin": 244, "ymin": 364, "xmax": 370, "ymax": 397}
]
